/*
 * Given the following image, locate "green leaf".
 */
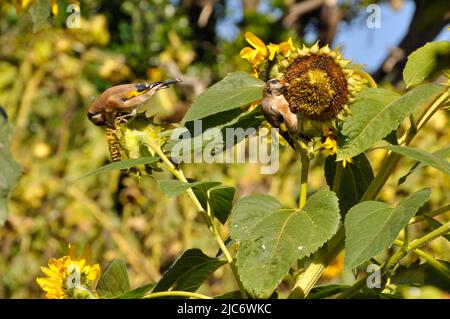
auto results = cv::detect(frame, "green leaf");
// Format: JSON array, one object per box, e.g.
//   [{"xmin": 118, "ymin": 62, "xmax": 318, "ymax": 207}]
[
  {"xmin": 380, "ymin": 145, "xmax": 450, "ymax": 176},
  {"xmin": 76, "ymin": 157, "xmax": 159, "ymax": 180},
  {"xmin": 337, "ymin": 84, "xmax": 445, "ymax": 160},
  {"xmin": 0, "ymin": 110, "xmax": 21, "ymax": 226},
  {"xmin": 209, "ymin": 186, "xmax": 235, "ymax": 224},
  {"xmin": 115, "ymin": 283, "xmax": 156, "ymax": 299},
  {"xmin": 183, "ymin": 72, "xmax": 264, "ymax": 122},
  {"xmin": 153, "ymin": 249, "xmax": 226, "ymax": 293},
  {"xmin": 403, "ymin": 41, "xmax": 450, "ymax": 87},
  {"xmin": 425, "ymin": 217, "xmax": 450, "ymax": 243},
  {"xmin": 230, "ymin": 194, "xmax": 282, "ymax": 241},
  {"xmin": 345, "ymin": 188, "xmax": 431, "ymax": 269},
  {"xmin": 397, "ymin": 145, "xmax": 450, "ymax": 185},
  {"xmin": 235, "ymin": 190, "xmax": 340, "ymax": 298},
  {"xmin": 157, "ymin": 179, "xmax": 221, "ymax": 197},
  {"xmin": 307, "ymin": 284, "xmax": 351, "ymax": 299},
  {"xmin": 97, "ymin": 260, "xmax": 131, "ymax": 298},
  {"xmin": 325, "ymin": 153, "xmax": 374, "ymax": 215}
]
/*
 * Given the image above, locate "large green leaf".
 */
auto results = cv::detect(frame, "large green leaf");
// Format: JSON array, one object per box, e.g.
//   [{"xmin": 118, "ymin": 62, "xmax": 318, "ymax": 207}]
[
  {"xmin": 183, "ymin": 72, "xmax": 264, "ymax": 122},
  {"xmin": 230, "ymin": 194, "xmax": 282, "ymax": 241},
  {"xmin": 403, "ymin": 41, "xmax": 450, "ymax": 88},
  {"xmin": 398, "ymin": 145, "xmax": 450, "ymax": 185},
  {"xmin": 337, "ymin": 85, "xmax": 445, "ymax": 160},
  {"xmin": 235, "ymin": 190, "xmax": 340, "ymax": 298},
  {"xmin": 0, "ymin": 109, "xmax": 21, "ymax": 226},
  {"xmin": 76, "ymin": 157, "xmax": 159, "ymax": 180},
  {"xmin": 380, "ymin": 145, "xmax": 450, "ymax": 176},
  {"xmin": 325, "ymin": 153, "xmax": 374, "ymax": 215},
  {"xmin": 97, "ymin": 260, "xmax": 131, "ymax": 298},
  {"xmin": 153, "ymin": 249, "xmax": 226, "ymax": 293},
  {"xmin": 345, "ymin": 188, "xmax": 431, "ymax": 269}
]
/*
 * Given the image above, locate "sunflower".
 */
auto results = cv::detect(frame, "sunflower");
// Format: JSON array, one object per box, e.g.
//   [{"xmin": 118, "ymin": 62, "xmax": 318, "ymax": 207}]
[
  {"xmin": 36, "ymin": 244, "xmax": 100, "ymax": 299},
  {"xmin": 240, "ymin": 33, "xmax": 375, "ymax": 164}
]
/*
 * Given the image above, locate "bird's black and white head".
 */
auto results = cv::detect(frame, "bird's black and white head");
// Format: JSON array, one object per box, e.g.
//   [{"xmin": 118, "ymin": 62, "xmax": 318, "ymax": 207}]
[
  {"xmin": 264, "ymin": 78, "xmax": 288, "ymax": 96},
  {"xmin": 87, "ymin": 111, "xmax": 106, "ymax": 126}
]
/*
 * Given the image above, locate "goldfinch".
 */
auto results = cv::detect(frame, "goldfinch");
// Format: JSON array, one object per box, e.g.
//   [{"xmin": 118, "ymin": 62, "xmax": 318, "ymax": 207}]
[
  {"xmin": 87, "ymin": 79, "xmax": 181, "ymax": 128},
  {"xmin": 261, "ymin": 78, "xmax": 298, "ymax": 147}
]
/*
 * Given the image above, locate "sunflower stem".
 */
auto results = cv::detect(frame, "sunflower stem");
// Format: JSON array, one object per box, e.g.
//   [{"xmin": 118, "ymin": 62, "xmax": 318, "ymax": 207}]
[
  {"xmin": 296, "ymin": 141, "xmax": 310, "ymax": 209},
  {"xmin": 144, "ymin": 291, "xmax": 212, "ymax": 299},
  {"xmin": 147, "ymin": 140, "xmax": 248, "ymax": 299}
]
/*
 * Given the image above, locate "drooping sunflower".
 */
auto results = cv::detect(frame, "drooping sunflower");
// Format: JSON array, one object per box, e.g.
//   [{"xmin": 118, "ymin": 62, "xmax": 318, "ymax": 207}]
[
  {"xmin": 240, "ymin": 32, "xmax": 376, "ymax": 129},
  {"xmin": 240, "ymin": 32, "xmax": 376, "ymax": 165},
  {"xmin": 36, "ymin": 244, "xmax": 100, "ymax": 299}
]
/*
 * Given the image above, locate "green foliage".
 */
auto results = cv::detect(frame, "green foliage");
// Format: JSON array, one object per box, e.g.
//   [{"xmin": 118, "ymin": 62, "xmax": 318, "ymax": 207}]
[
  {"xmin": 403, "ymin": 41, "xmax": 450, "ymax": 88},
  {"xmin": 158, "ymin": 180, "xmax": 221, "ymax": 197},
  {"xmin": 233, "ymin": 190, "xmax": 340, "ymax": 298},
  {"xmin": 183, "ymin": 72, "xmax": 264, "ymax": 122},
  {"xmin": 153, "ymin": 249, "xmax": 226, "ymax": 293},
  {"xmin": 76, "ymin": 157, "xmax": 159, "ymax": 180},
  {"xmin": 307, "ymin": 284, "xmax": 351, "ymax": 299},
  {"xmin": 0, "ymin": 112, "xmax": 21, "ymax": 225},
  {"xmin": 97, "ymin": 260, "xmax": 131, "ymax": 298},
  {"xmin": 1, "ymin": 2, "xmax": 449, "ymax": 300},
  {"xmin": 345, "ymin": 188, "xmax": 431, "ymax": 269},
  {"xmin": 325, "ymin": 153, "xmax": 374, "ymax": 215},
  {"xmin": 115, "ymin": 283, "xmax": 156, "ymax": 299},
  {"xmin": 397, "ymin": 145, "xmax": 450, "ymax": 185},
  {"xmin": 337, "ymin": 84, "xmax": 446, "ymax": 160},
  {"xmin": 381, "ymin": 145, "xmax": 450, "ymax": 175}
]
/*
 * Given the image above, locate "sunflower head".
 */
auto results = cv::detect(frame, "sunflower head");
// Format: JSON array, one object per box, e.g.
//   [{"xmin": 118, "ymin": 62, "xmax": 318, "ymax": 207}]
[
  {"xmin": 240, "ymin": 34, "xmax": 376, "ymax": 128},
  {"xmin": 36, "ymin": 244, "xmax": 100, "ymax": 299}
]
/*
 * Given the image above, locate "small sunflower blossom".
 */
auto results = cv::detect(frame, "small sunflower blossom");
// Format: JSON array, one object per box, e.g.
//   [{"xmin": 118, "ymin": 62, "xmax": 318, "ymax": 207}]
[
  {"xmin": 321, "ymin": 135, "xmax": 352, "ymax": 168},
  {"xmin": 240, "ymin": 32, "xmax": 294, "ymax": 77},
  {"xmin": 36, "ymin": 244, "xmax": 100, "ymax": 299}
]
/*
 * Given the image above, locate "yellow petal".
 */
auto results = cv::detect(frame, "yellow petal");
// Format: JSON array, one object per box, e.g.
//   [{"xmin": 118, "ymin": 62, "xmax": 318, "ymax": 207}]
[
  {"xmin": 267, "ymin": 43, "xmax": 279, "ymax": 60},
  {"xmin": 278, "ymin": 37, "xmax": 294, "ymax": 55},
  {"xmin": 245, "ymin": 32, "xmax": 268, "ymax": 56},
  {"xmin": 51, "ymin": 0, "xmax": 58, "ymax": 16}
]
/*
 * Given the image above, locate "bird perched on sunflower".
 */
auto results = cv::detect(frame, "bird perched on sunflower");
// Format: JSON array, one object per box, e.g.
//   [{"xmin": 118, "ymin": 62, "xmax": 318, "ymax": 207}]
[
  {"xmin": 240, "ymin": 32, "xmax": 376, "ymax": 164},
  {"xmin": 87, "ymin": 79, "xmax": 181, "ymax": 164}
]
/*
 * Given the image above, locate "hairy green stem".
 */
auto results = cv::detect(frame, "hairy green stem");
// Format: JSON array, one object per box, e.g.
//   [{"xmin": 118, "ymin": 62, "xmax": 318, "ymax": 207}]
[
  {"xmin": 394, "ymin": 240, "xmax": 450, "ymax": 280},
  {"xmin": 144, "ymin": 291, "xmax": 212, "ymax": 299},
  {"xmin": 298, "ymin": 142, "xmax": 310, "ymax": 209},
  {"xmin": 410, "ymin": 204, "xmax": 450, "ymax": 224},
  {"xmin": 386, "ymin": 221, "xmax": 450, "ymax": 270},
  {"xmin": 147, "ymin": 140, "xmax": 247, "ymax": 299}
]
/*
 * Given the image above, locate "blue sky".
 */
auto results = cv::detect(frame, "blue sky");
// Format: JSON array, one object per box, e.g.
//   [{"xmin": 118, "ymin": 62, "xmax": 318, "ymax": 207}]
[{"xmin": 217, "ymin": 0, "xmax": 450, "ymax": 73}]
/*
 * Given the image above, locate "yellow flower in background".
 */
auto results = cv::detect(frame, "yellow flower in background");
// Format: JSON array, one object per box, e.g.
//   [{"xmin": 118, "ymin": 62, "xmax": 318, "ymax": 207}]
[
  {"xmin": 267, "ymin": 37, "xmax": 294, "ymax": 60},
  {"xmin": 36, "ymin": 244, "xmax": 100, "ymax": 299},
  {"xmin": 13, "ymin": 0, "xmax": 59, "ymax": 15},
  {"xmin": 240, "ymin": 32, "xmax": 295, "ymax": 72},
  {"xmin": 321, "ymin": 135, "xmax": 353, "ymax": 168},
  {"xmin": 240, "ymin": 32, "xmax": 269, "ymax": 66}
]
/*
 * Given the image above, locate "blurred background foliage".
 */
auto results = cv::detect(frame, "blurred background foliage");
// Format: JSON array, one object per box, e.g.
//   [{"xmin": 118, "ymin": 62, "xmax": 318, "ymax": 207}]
[{"xmin": 0, "ymin": 0, "xmax": 448, "ymax": 298}]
